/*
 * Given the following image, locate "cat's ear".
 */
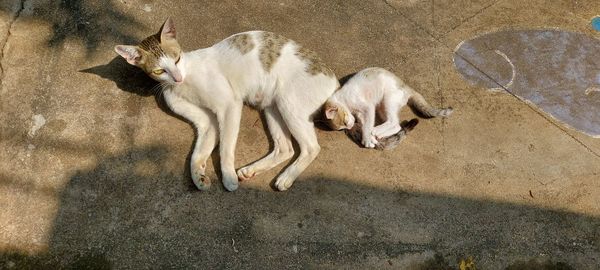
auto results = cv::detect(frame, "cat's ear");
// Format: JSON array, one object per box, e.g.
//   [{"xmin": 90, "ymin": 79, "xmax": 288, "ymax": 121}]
[
  {"xmin": 324, "ymin": 104, "xmax": 338, "ymax": 120},
  {"xmin": 160, "ymin": 17, "xmax": 177, "ymax": 41},
  {"xmin": 114, "ymin": 45, "xmax": 143, "ymax": 66}
]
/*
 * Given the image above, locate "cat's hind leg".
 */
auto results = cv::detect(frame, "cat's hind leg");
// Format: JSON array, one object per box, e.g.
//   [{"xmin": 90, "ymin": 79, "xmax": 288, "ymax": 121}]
[
  {"xmin": 273, "ymin": 108, "xmax": 320, "ymax": 191},
  {"xmin": 372, "ymin": 95, "xmax": 403, "ymax": 139},
  {"xmin": 237, "ymin": 106, "xmax": 294, "ymax": 181}
]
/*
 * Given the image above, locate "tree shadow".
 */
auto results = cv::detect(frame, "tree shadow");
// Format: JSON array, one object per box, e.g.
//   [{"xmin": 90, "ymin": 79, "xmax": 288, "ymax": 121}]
[
  {"xmin": 1, "ymin": 145, "xmax": 595, "ymax": 269},
  {"xmin": 2, "ymin": 0, "xmax": 145, "ymax": 56}
]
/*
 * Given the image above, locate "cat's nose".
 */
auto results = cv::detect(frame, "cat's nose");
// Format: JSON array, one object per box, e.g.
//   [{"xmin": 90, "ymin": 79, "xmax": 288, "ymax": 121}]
[{"xmin": 173, "ymin": 73, "xmax": 183, "ymax": 83}]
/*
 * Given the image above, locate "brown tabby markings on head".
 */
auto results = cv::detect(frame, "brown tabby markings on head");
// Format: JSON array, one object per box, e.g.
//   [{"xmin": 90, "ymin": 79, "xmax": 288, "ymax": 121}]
[
  {"xmin": 139, "ymin": 33, "xmax": 164, "ymax": 58},
  {"xmin": 295, "ymin": 46, "xmax": 334, "ymax": 77},
  {"xmin": 324, "ymin": 100, "xmax": 347, "ymax": 130},
  {"xmin": 136, "ymin": 31, "xmax": 181, "ymax": 73},
  {"xmin": 259, "ymin": 32, "xmax": 290, "ymax": 72},
  {"xmin": 228, "ymin": 33, "xmax": 255, "ymax": 55}
]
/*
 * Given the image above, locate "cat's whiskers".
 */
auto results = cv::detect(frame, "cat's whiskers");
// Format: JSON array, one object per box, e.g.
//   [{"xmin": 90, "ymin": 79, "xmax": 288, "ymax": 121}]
[
  {"xmin": 149, "ymin": 83, "xmax": 162, "ymax": 96},
  {"xmin": 149, "ymin": 81, "xmax": 169, "ymax": 95}
]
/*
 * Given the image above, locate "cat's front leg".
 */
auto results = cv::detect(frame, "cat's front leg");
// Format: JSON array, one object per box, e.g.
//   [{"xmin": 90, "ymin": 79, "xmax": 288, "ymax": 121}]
[
  {"xmin": 164, "ymin": 92, "xmax": 217, "ymax": 190},
  {"xmin": 359, "ymin": 107, "xmax": 378, "ymax": 148},
  {"xmin": 190, "ymin": 121, "xmax": 218, "ymax": 189},
  {"xmin": 216, "ymin": 102, "xmax": 243, "ymax": 191}
]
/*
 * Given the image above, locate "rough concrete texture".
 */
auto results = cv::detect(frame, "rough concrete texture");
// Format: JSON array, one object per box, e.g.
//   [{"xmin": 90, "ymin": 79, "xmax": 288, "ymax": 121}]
[{"xmin": 0, "ymin": 0, "xmax": 599, "ymax": 269}]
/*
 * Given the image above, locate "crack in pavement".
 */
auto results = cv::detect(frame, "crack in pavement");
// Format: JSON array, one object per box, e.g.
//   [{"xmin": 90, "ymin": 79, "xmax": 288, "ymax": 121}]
[{"xmin": 0, "ymin": 0, "xmax": 26, "ymax": 84}]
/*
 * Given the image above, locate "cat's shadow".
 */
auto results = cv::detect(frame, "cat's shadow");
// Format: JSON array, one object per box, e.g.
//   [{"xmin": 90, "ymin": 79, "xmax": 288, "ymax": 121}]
[
  {"xmin": 79, "ymin": 56, "xmax": 190, "ymax": 128},
  {"xmin": 80, "ymin": 56, "xmax": 157, "ymax": 97}
]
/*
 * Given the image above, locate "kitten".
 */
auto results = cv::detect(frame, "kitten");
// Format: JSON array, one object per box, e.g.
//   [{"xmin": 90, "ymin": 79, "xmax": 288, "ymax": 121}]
[
  {"xmin": 324, "ymin": 67, "xmax": 452, "ymax": 148},
  {"xmin": 115, "ymin": 18, "xmax": 338, "ymax": 191}
]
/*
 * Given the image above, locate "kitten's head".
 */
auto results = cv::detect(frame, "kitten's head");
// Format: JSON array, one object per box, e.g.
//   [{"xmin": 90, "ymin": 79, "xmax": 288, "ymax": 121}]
[
  {"xmin": 323, "ymin": 100, "xmax": 355, "ymax": 130},
  {"xmin": 115, "ymin": 18, "xmax": 183, "ymax": 85}
]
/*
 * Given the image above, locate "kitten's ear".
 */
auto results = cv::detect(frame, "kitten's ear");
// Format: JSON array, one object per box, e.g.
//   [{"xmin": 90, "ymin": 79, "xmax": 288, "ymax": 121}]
[
  {"xmin": 114, "ymin": 45, "xmax": 143, "ymax": 66},
  {"xmin": 325, "ymin": 105, "xmax": 338, "ymax": 120},
  {"xmin": 160, "ymin": 17, "xmax": 177, "ymax": 40}
]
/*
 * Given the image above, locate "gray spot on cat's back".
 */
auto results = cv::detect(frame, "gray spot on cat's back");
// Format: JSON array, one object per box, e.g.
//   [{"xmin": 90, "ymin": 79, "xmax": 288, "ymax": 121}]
[
  {"xmin": 295, "ymin": 46, "xmax": 335, "ymax": 77},
  {"xmin": 259, "ymin": 32, "xmax": 290, "ymax": 72},
  {"xmin": 228, "ymin": 33, "xmax": 255, "ymax": 55}
]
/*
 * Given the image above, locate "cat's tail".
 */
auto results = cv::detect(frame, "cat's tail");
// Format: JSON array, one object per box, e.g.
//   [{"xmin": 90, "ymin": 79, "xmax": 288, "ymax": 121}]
[{"xmin": 408, "ymin": 92, "xmax": 453, "ymax": 118}]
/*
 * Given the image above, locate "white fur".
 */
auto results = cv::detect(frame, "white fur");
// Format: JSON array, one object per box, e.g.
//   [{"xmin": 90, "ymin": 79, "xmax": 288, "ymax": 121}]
[
  {"xmin": 328, "ymin": 68, "xmax": 413, "ymax": 148},
  {"xmin": 163, "ymin": 31, "xmax": 338, "ymax": 191}
]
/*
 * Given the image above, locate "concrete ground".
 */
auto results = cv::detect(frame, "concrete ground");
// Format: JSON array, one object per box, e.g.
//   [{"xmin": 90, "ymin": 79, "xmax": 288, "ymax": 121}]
[{"xmin": 1, "ymin": 0, "xmax": 599, "ymax": 269}]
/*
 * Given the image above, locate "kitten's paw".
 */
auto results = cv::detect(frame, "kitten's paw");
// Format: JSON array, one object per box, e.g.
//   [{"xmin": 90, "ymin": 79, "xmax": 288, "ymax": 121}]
[
  {"xmin": 191, "ymin": 163, "xmax": 211, "ymax": 191},
  {"xmin": 222, "ymin": 173, "xmax": 239, "ymax": 192},
  {"xmin": 274, "ymin": 176, "xmax": 295, "ymax": 191},
  {"xmin": 237, "ymin": 166, "xmax": 256, "ymax": 181},
  {"xmin": 362, "ymin": 136, "xmax": 378, "ymax": 148}
]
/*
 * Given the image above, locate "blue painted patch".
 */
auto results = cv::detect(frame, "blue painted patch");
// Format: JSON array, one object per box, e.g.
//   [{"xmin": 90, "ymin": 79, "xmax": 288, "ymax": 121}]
[
  {"xmin": 592, "ymin": 17, "xmax": 600, "ymax": 31},
  {"xmin": 454, "ymin": 30, "xmax": 600, "ymax": 138}
]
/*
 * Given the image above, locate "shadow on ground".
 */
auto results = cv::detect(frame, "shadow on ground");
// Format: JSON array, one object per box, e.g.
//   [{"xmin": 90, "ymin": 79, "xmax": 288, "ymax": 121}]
[
  {"xmin": 1, "ymin": 0, "xmax": 144, "ymax": 55},
  {"xmin": 1, "ymin": 145, "xmax": 597, "ymax": 269}
]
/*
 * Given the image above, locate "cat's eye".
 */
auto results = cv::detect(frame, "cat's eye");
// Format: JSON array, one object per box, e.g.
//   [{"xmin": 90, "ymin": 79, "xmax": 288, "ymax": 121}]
[
  {"xmin": 152, "ymin": 69, "xmax": 165, "ymax": 75},
  {"xmin": 175, "ymin": 55, "xmax": 181, "ymax": 64}
]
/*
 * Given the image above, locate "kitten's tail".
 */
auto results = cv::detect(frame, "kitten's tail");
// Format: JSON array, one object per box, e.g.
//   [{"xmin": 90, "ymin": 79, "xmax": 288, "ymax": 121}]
[{"xmin": 408, "ymin": 92, "xmax": 453, "ymax": 118}]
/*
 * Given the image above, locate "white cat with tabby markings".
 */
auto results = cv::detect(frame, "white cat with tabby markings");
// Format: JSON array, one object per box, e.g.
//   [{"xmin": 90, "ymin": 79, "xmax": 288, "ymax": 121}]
[
  {"xmin": 115, "ymin": 18, "xmax": 338, "ymax": 191},
  {"xmin": 324, "ymin": 67, "xmax": 453, "ymax": 148}
]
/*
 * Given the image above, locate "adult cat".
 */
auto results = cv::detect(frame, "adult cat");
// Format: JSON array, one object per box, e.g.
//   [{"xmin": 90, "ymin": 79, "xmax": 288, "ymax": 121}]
[
  {"xmin": 324, "ymin": 67, "xmax": 452, "ymax": 148},
  {"xmin": 115, "ymin": 18, "xmax": 338, "ymax": 191}
]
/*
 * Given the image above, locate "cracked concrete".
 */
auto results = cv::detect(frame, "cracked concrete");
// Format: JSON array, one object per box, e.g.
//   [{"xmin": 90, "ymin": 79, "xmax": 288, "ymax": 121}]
[
  {"xmin": 1, "ymin": 0, "xmax": 599, "ymax": 269},
  {"xmin": 0, "ymin": 0, "xmax": 24, "ymax": 80}
]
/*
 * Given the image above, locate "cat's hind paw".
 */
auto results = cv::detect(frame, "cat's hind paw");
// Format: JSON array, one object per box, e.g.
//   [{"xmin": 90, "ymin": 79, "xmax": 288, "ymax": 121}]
[
  {"xmin": 274, "ymin": 176, "xmax": 295, "ymax": 191},
  {"xmin": 237, "ymin": 167, "xmax": 256, "ymax": 181}
]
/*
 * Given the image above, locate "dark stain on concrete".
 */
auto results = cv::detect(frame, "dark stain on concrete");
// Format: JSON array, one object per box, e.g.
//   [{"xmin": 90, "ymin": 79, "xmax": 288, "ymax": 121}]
[
  {"xmin": 454, "ymin": 30, "xmax": 600, "ymax": 138},
  {"xmin": 505, "ymin": 258, "xmax": 575, "ymax": 270},
  {"xmin": 46, "ymin": 119, "xmax": 67, "ymax": 134}
]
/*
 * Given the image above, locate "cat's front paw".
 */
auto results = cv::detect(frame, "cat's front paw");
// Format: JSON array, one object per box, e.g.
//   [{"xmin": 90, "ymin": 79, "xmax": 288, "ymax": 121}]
[
  {"xmin": 362, "ymin": 135, "xmax": 378, "ymax": 149},
  {"xmin": 192, "ymin": 163, "xmax": 211, "ymax": 191},
  {"xmin": 222, "ymin": 172, "xmax": 239, "ymax": 192},
  {"xmin": 237, "ymin": 166, "xmax": 256, "ymax": 181},
  {"xmin": 274, "ymin": 174, "xmax": 295, "ymax": 191}
]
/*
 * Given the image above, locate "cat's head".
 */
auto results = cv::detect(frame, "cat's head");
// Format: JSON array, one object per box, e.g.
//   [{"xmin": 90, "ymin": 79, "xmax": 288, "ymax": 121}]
[
  {"xmin": 323, "ymin": 100, "xmax": 355, "ymax": 130},
  {"xmin": 114, "ymin": 18, "xmax": 183, "ymax": 85}
]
